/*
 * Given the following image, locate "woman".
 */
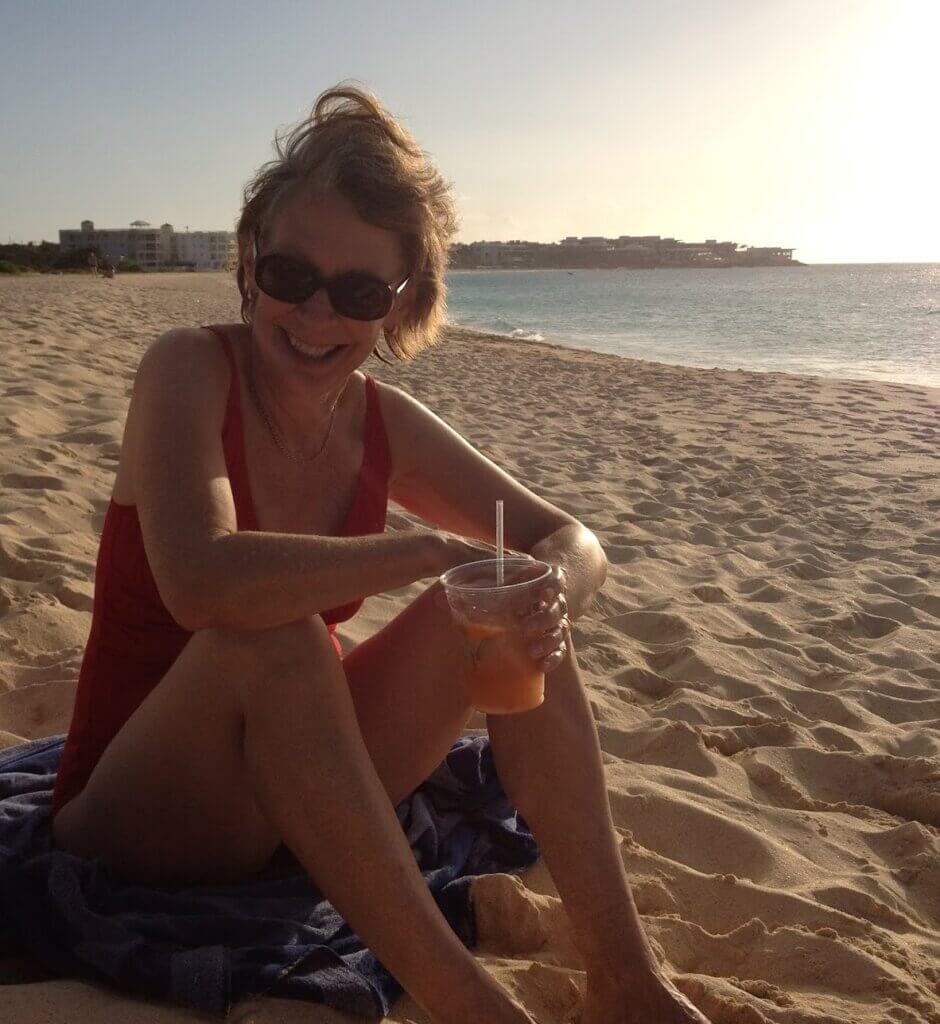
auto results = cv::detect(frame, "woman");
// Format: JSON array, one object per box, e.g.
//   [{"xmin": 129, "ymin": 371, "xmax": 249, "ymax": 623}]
[{"xmin": 52, "ymin": 87, "xmax": 710, "ymax": 1024}]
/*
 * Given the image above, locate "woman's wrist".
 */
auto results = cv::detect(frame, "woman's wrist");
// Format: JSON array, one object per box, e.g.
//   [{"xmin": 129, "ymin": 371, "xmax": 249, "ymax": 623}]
[{"xmin": 416, "ymin": 529, "xmax": 448, "ymax": 578}]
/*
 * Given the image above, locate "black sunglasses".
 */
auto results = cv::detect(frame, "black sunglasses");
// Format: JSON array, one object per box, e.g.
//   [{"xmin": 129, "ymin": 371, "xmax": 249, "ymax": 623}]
[{"xmin": 253, "ymin": 237, "xmax": 409, "ymax": 321}]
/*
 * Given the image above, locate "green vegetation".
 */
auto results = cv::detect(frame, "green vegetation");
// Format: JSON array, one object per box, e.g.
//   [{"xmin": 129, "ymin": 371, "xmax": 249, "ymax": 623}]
[
  {"xmin": 0, "ymin": 241, "xmax": 98, "ymax": 272},
  {"xmin": 0, "ymin": 260, "xmax": 28, "ymax": 274}
]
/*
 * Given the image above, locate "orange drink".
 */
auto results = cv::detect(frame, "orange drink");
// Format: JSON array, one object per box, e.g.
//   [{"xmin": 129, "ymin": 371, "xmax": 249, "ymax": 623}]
[
  {"xmin": 457, "ymin": 620, "xmax": 545, "ymax": 714},
  {"xmin": 441, "ymin": 557, "xmax": 552, "ymax": 715}
]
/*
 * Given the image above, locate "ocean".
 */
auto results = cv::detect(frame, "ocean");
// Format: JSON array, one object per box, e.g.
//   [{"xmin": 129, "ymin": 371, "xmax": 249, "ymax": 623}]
[{"xmin": 444, "ymin": 264, "xmax": 940, "ymax": 388}]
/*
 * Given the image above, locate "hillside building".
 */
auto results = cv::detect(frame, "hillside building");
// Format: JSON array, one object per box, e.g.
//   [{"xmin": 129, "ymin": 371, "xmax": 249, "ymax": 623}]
[{"xmin": 58, "ymin": 220, "xmax": 237, "ymax": 271}]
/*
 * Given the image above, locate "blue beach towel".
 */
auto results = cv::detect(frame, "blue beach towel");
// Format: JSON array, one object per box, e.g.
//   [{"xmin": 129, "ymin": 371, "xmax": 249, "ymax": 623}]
[{"xmin": 0, "ymin": 734, "xmax": 538, "ymax": 1017}]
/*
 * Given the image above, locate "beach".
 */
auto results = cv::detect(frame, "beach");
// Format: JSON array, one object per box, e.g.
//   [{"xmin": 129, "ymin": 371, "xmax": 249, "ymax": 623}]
[{"xmin": 1, "ymin": 271, "xmax": 938, "ymax": 1023}]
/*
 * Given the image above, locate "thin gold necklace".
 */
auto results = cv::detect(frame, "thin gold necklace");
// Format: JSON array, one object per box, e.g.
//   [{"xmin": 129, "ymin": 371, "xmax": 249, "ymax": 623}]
[{"xmin": 247, "ymin": 353, "xmax": 337, "ymax": 464}]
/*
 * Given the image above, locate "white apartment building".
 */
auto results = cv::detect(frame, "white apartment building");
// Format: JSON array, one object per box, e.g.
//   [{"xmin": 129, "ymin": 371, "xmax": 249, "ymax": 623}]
[
  {"xmin": 59, "ymin": 220, "xmax": 237, "ymax": 271},
  {"xmin": 173, "ymin": 231, "xmax": 236, "ymax": 270}
]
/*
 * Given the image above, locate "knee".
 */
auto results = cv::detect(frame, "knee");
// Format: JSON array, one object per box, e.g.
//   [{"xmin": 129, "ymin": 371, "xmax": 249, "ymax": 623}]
[{"xmin": 204, "ymin": 615, "xmax": 336, "ymax": 678}]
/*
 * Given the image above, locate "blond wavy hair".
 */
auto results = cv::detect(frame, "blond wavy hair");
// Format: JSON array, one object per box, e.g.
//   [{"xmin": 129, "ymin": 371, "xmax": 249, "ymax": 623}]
[{"xmin": 236, "ymin": 84, "xmax": 458, "ymax": 360}]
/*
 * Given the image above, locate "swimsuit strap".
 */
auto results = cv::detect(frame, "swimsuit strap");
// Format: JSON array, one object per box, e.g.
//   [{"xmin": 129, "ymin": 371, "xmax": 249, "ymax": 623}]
[
  {"xmin": 362, "ymin": 375, "xmax": 391, "ymax": 483},
  {"xmin": 202, "ymin": 325, "xmax": 258, "ymax": 529}
]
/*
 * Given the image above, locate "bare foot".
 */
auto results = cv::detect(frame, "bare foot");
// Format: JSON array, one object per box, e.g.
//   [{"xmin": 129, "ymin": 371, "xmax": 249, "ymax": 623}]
[
  {"xmin": 579, "ymin": 971, "xmax": 712, "ymax": 1024},
  {"xmin": 430, "ymin": 973, "xmax": 537, "ymax": 1024}
]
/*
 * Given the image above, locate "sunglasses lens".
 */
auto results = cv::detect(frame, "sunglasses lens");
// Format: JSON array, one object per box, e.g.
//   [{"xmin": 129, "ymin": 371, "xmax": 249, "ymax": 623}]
[
  {"xmin": 256, "ymin": 254, "xmax": 319, "ymax": 304},
  {"xmin": 330, "ymin": 273, "xmax": 393, "ymax": 321},
  {"xmin": 255, "ymin": 251, "xmax": 396, "ymax": 320}
]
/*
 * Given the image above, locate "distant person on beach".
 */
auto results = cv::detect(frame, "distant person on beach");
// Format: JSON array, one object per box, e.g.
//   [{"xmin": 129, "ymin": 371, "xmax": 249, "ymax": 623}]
[
  {"xmin": 51, "ymin": 86, "xmax": 711, "ymax": 1024},
  {"xmin": 87, "ymin": 251, "xmax": 98, "ymax": 276}
]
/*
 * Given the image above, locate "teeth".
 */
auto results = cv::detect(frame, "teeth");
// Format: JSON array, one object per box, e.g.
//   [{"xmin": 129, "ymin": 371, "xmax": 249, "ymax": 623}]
[{"xmin": 286, "ymin": 332, "xmax": 338, "ymax": 360}]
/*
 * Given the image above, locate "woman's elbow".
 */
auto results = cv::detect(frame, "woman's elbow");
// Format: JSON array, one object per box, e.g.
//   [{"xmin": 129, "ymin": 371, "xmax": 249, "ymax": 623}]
[
  {"xmin": 154, "ymin": 538, "xmax": 233, "ymax": 632},
  {"xmin": 161, "ymin": 582, "xmax": 216, "ymax": 633},
  {"xmin": 155, "ymin": 567, "xmax": 229, "ymax": 632},
  {"xmin": 575, "ymin": 523, "xmax": 608, "ymax": 585},
  {"xmin": 594, "ymin": 534, "xmax": 609, "ymax": 582}
]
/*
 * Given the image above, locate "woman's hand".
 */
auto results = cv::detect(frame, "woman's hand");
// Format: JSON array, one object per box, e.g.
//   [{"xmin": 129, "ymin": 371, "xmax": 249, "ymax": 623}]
[
  {"xmin": 430, "ymin": 530, "xmax": 536, "ymax": 575},
  {"xmin": 432, "ymin": 531, "xmax": 500, "ymax": 573},
  {"xmin": 429, "ymin": 534, "xmax": 570, "ymax": 672},
  {"xmin": 513, "ymin": 564, "xmax": 570, "ymax": 674}
]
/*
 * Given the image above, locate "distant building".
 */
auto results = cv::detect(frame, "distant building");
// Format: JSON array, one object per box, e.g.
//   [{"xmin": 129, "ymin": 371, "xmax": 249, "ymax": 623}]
[
  {"xmin": 450, "ymin": 234, "xmax": 797, "ymax": 269},
  {"xmin": 735, "ymin": 246, "xmax": 795, "ymax": 266},
  {"xmin": 58, "ymin": 220, "xmax": 237, "ymax": 271},
  {"xmin": 173, "ymin": 230, "xmax": 237, "ymax": 270}
]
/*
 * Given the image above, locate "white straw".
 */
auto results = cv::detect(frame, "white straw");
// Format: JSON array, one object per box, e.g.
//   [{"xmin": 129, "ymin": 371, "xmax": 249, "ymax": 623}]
[{"xmin": 496, "ymin": 499, "xmax": 504, "ymax": 587}]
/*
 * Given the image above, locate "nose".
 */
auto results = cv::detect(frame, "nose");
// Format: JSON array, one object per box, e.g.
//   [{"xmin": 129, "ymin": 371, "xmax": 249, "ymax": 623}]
[{"xmin": 294, "ymin": 285, "xmax": 337, "ymax": 320}]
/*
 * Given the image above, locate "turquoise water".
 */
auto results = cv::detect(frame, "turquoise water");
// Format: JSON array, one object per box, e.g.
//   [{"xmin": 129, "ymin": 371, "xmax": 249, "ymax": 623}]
[{"xmin": 445, "ymin": 264, "xmax": 940, "ymax": 388}]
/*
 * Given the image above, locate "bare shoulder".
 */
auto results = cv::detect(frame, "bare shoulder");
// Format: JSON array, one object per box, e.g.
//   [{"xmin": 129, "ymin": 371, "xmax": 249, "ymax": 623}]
[
  {"xmin": 114, "ymin": 326, "xmax": 235, "ymax": 503},
  {"xmin": 370, "ymin": 378, "xmax": 453, "ymax": 433},
  {"xmin": 135, "ymin": 326, "xmax": 232, "ymax": 405},
  {"xmin": 369, "ymin": 379, "xmax": 448, "ymax": 470}
]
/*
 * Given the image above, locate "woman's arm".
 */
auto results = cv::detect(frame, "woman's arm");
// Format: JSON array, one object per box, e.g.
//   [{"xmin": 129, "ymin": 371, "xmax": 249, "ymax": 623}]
[
  {"xmin": 130, "ymin": 337, "xmax": 600, "ymax": 632},
  {"xmin": 129, "ymin": 333, "xmax": 492, "ymax": 632},
  {"xmin": 381, "ymin": 383, "xmax": 608, "ymax": 620},
  {"xmin": 182, "ymin": 529, "xmax": 472, "ymax": 631}
]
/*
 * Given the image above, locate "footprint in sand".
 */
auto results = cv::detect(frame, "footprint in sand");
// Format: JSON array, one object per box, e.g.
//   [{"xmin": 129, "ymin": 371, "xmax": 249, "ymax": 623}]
[
  {"xmin": 699, "ymin": 719, "xmax": 798, "ymax": 756},
  {"xmin": 737, "ymin": 580, "xmax": 789, "ymax": 603},
  {"xmin": 0, "ymin": 473, "xmax": 67, "ymax": 492},
  {"xmin": 787, "ymin": 559, "xmax": 835, "ymax": 582},
  {"xmin": 691, "ymin": 584, "xmax": 730, "ymax": 604},
  {"xmin": 608, "ymin": 787, "xmax": 780, "ymax": 880},
  {"xmin": 864, "ymin": 573, "xmax": 929, "ymax": 597},
  {"xmin": 856, "ymin": 689, "xmax": 940, "ymax": 726},
  {"xmin": 606, "ymin": 609, "xmax": 695, "ymax": 645},
  {"xmin": 0, "ymin": 539, "xmax": 62, "ymax": 583},
  {"xmin": 613, "ymin": 665, "xmax": 675, "ymax": 698},
  {"xmin": 831, "ymin": 610, "xmax": 902, "ymax": 640},
  {"xmin": 34, "ymin": 575, "xmax": 94, "ymax": 613}
]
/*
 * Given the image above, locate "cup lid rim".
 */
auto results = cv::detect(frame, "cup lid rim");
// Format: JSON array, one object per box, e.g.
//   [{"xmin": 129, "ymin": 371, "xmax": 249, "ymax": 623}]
[{"xmin": 439, "ymin": 557, "xmax": 552, "ymax": 593}]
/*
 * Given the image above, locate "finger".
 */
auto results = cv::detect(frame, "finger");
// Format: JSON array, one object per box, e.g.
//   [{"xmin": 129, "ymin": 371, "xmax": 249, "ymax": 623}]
[
  {"xmin": 527, "ymin": 627, "xmax": 565, "ymax": 661},
  {"xmin": 521, "ymin": 599, "xmax": 567, "ymax": 637},
  {"xmin": 541, "ymin": 642, "xmax": 567, "ymax": 672},
  {"xmin": 548, "ymin": 565, "xmax": 567, "ymax": 595},
  {"xmin": 528, "ymin": 566, "xmax": 563, "ymax": 603}
]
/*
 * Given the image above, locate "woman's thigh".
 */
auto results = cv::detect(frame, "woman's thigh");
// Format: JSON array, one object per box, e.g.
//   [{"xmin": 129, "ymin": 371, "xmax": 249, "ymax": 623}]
[
  {"xmin": 52, "ymin": 625, "xmax": 297, "ymax": 883},
  {"xmin": 53, "ymin": 587, "xmax": 474, "ymax": 882},
  {"xmin": 341, "ymin": 580, "xmax": 475, "ymax": 807}
]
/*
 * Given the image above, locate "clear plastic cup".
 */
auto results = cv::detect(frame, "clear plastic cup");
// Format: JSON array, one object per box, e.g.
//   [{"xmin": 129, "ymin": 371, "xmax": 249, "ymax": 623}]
[{"xmin": 440, "ymin": 557, "xmax": 553, "ymax": 714}]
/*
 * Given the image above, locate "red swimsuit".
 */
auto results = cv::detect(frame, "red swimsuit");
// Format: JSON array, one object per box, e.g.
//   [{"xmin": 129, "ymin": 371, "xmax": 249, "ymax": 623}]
[{"xmin": 53, "ymin": 325, "xmax": 391, "ymax": 814}]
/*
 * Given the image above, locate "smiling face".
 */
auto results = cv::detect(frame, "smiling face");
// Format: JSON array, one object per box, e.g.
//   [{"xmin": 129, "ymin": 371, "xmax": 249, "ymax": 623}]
[{"xmin": 244, "ymin": 189, "xmax": 410, "ymax": 397}]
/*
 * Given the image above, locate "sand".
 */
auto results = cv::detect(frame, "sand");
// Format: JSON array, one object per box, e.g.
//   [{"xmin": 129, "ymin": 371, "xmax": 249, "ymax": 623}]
[{"xmin": 0, "ymin": 271, "xmax": 938, "ymax": 1023}]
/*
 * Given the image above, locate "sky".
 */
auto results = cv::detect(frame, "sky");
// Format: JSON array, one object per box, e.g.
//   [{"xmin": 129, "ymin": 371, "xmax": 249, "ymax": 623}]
[{"xmin": 1, "ymin": 0, "xmax": 937, "ymax": 264}]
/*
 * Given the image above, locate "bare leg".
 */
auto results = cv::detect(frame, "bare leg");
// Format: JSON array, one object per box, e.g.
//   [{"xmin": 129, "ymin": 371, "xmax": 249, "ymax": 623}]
[
  {"xmin": 487, "ymin": 643, "xmax": 710, "ymax": 1023},
  {"xmin": 235, "ymin": 617, "xmax": 528, "ymax": 1023},
  {"xmin": 55, "ymin": 612, "xmax": 532, "ymax": 1024},
  {"xmin": 486, "ymin": 642, "xmax": 655, "ymax": 978}
]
